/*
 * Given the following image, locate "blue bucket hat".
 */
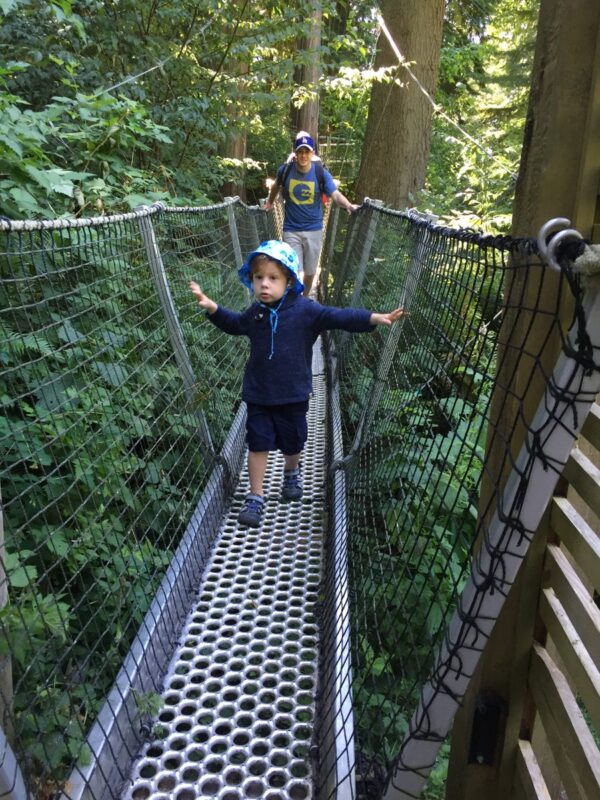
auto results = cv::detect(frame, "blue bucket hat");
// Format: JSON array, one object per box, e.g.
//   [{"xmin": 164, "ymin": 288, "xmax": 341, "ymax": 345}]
[{"xmin": 238, "ymin": 240, "xmax": 304, "ymax": 294}]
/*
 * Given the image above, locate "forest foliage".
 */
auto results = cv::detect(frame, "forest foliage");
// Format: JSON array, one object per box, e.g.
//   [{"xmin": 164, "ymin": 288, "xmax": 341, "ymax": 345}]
[
  {"xmin": 0, "ymin": 0, "xmax": 541, "ymax": 792},
  {"xmin": 0, "ymin": 0, "xmax": 539, "ymax": 229}
]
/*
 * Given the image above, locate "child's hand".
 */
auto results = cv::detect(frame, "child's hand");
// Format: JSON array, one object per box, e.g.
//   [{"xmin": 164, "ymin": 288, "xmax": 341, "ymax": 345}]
[
  {"xmin": 370, "ymin": 307, "xmax": 408, "ymax": 326},
  {"xmin": 189, "ymin": 281, "xmax": 217, "ymax": 314}
]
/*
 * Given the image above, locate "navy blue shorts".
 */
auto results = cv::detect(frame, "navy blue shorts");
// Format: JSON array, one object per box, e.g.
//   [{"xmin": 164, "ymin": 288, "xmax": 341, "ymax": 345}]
[{"xmin": 246, "ymin": 401, "xmax": 309, "ymax": 455}]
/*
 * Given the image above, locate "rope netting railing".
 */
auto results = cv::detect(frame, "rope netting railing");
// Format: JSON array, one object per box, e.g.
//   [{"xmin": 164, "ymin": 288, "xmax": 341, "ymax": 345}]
[
  {"xmin": 316, "ymin": 203, "xmax": 600, "ymax": 799},
  {"xmin": 0, "ymin": 195, "xmax": 598, "ymax": 800},
  {"xmin": 0, "ymin": 199, "xmax": 273, "ymax": 798}
]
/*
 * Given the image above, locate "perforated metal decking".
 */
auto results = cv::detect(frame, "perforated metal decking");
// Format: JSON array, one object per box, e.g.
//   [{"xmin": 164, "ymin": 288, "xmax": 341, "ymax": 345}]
[{"xmin": 123, "ymin": 346, "xmax": 328, "ymax": 800}]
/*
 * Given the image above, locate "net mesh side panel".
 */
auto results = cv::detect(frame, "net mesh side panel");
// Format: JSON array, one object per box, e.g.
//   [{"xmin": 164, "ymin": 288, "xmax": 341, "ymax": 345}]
[
  {"xmin": 0, "ymin": 204, "xmax": 250, "ymax": 797},
  {"xmin": 316, "ymin": 205, "xmax": 570, "ymax": 799}
]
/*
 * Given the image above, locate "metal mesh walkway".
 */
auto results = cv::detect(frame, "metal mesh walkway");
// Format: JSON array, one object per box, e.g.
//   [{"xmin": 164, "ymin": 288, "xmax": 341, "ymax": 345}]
[{"xmin": 123, "ymin": 345, "xmax": 328, "ymax": 800}]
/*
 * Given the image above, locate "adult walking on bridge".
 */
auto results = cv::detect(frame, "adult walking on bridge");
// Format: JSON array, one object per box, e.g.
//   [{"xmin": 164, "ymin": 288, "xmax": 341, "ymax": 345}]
[{"xmin": 264, "ymin": 131, "xmax": 358, "ymax": 297}]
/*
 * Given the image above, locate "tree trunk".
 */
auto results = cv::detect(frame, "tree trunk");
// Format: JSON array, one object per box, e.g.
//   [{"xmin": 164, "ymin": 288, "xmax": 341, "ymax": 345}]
[
  {"xmin": 355, "ymin": 0, "xmax": 444, "ymax": 207},
  {"xmin": 291, "ymin": 2, "xmax": 322, "ymax": 143},
  {"xmin": 446, "ymin": 3, "xmax": 600, "ymax": 799},
  {"xmin": 217, "ymin": 0, "xmax": 249, "ymax": 200},
  {"xmin": 220, "ymin": 126, "xmax": 247, "ymax": 201},
  {"xmin": 218, "ymin": 60, "xmax": 249, "ymax": 200},
  {"xmin": 328, "ymin": 0, "xmax": 349, "ymax": 41}
]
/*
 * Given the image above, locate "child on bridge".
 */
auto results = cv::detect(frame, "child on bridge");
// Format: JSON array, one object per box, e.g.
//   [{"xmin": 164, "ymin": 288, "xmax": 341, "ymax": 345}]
[{"xmin": 189, "ymin": 239, "xmax": 406, "ymax": 528}]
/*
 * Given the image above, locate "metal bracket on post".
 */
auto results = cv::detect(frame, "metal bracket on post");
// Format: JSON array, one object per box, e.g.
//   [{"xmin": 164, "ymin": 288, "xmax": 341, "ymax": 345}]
[
  {"xmin": 225, "ymin": 199, "xmax": 243, "ymax": 268},
  {"xmin": 328, "ymin": 451, "xmax": 355, "ymax": 475},
  {"xmin": 137, "ymin": 207, "xmax": 215, "ymax": 461}
]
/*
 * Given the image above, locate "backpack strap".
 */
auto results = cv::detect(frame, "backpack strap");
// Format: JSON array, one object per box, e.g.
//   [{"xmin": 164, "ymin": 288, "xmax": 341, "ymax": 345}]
[
  {"xmin": 277, "ymin": 161, "xmax": 294, "ymax": 191},
  {"xmin": 315, "ymin": 161, "xmax": 326, "ymax": 196}
]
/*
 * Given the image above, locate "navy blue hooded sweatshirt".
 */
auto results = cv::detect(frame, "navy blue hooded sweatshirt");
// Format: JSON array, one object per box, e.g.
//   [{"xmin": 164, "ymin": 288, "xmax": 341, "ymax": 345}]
[{"xmin": 208, "ymin": 293, "xmax": 374, "ymax": 406}]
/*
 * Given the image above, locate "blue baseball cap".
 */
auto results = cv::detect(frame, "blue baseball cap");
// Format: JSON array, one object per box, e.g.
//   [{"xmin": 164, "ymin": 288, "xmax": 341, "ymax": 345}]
[
  {"xmin": 238, "ymin": 240, "xmax": 304, "ymax": 294},
  {"xmin": 294, "ymin": 133, "xmax": 315, "ymax": 152}
]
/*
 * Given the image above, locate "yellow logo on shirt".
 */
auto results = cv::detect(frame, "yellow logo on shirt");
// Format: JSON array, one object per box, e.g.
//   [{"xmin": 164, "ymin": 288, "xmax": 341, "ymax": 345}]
[{"xmin": 289, "ymin": 179, "xmax": 315, "ymax": 205}]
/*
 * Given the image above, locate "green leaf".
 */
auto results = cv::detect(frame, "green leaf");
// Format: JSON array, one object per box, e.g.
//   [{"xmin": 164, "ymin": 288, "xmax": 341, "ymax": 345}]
[
  {"xmin": 8, "ymin": 566, "xmax": 36, "ymax": 588},
  {"xmin": 371, "ymin": 657, "xmax": 387, "ymax": 677},
  {"xmin": 144, "ymin": 461, "xmax": 162, "ymax": 484},
  {"xmin": 8, "ymin": 187, "xmax": 42, "ymax": 214},
  {"xmin": 2, "ymin": 135, "xmax": 23, "ymax": 157},
  {"xmin": 57, "ymin": 320, "xmax": 84, "ymax": 344},
  {"xmin": 4, "ymin": 551, "xmax": 37, "ymax": 588},
  {"xmin": 25, "ymin": 166, "xmax": 92, "ymax": 196},
  {"xmin": 46, "ymin": 530, "xmax": 70, "ymax": 558},
  {"xmin": 34, "ymin": 374, "xmax": 75, "ymax": 413},
  {"xmin": 95, "ymin": 361, "xmax": 129, "ymax": 387},
  {"xmin": 0, "ymin": 0, "xmax": 19, "ymax": 15}
]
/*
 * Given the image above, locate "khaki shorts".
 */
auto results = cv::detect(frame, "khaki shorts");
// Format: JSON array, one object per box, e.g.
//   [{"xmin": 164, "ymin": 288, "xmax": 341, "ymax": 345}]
[{"xmin": 283, "ymin": 229, "xmax": 323, "ymax": 276}]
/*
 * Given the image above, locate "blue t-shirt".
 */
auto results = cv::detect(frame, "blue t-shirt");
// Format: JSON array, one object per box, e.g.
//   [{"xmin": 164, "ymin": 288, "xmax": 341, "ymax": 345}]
[{"xmin": 277, "ymin": 162, "xmax": 337, "ymax": 233}]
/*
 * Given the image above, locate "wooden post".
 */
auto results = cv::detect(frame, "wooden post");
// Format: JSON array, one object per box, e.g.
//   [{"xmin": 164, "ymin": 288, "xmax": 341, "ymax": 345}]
[{"xmin": 447, "ymin": 3, "xmax": 600, "ymax": 799}]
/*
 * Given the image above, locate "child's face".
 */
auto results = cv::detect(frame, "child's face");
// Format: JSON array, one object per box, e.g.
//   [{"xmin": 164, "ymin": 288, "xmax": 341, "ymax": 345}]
[{"xmin": 251, "ymin": 258, "xmax": 290, "ymax": 303}]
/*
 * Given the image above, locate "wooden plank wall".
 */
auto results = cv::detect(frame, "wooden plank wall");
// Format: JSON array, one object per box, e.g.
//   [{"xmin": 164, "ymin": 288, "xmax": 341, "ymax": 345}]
[{"xmin": 508, "ymin": 403, "xmax": 600, "ymax": 800}]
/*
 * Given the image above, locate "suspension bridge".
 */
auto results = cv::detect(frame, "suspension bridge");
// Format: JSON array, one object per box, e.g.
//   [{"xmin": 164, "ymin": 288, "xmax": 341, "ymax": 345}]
[{"xmin": 0, "ymin": 198, "xmax": 599, "ymax": 800}]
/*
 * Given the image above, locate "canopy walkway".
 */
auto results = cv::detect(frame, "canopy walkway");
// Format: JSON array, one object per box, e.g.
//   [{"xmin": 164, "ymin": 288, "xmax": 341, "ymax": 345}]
[{"xmin": 0, "ymin": 199, "xmax": 599, "ymax": 800}]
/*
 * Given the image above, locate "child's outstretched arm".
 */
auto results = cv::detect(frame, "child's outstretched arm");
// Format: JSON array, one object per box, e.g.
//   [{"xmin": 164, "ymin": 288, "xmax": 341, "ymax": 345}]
[
  {"xmin": 369, "ymin": 307, "xmax": 408, "ymax": 326},
  {"xmin": 189, "ymin": 281, "xmax": 217, "ymax": 314}
]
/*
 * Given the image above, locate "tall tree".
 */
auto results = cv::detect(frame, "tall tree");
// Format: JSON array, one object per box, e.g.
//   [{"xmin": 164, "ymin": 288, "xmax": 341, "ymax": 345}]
[
  {"xmin": 291, "ymin": 1, "xmax": 323, "ymax": 142},
  {"xmin": 218, "ymin": 0, "xmax": 250, "ymax": 200},
  {"xmin": 0, "ymin": 0, "xmax": 312, "ymax": 209},
  {"xmin": 423, "ymin": 0, "xmax": 530, "ymax": 230},
  {"xmin": 218, "ymin": 66, "xmax": 250, "ymax": 201},
  {"xmin": 355, "ymin": 0, "xmax": 445, "ymax": 207}
]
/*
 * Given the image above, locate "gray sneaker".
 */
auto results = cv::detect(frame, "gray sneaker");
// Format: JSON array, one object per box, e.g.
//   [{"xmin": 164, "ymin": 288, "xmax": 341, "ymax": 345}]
[
  {"xmin": 282, "ymin": 468, "xmax": 303, "ymax": 500},
  {"xmin": 238, "ymin": 494, "xmax": 265, "ymax": 527}
]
